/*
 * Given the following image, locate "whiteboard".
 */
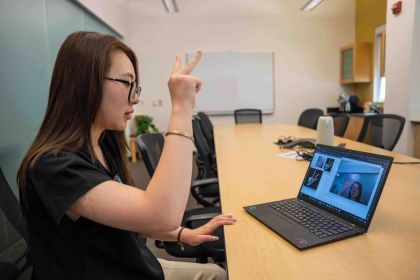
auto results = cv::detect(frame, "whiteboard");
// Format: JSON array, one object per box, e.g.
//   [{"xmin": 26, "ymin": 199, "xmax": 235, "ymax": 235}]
[{"xmin": 186, "ymin": 52, "xmax": 275, "ymax": 115}]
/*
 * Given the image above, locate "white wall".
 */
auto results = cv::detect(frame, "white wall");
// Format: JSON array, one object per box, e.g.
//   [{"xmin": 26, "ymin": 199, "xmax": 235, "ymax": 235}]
[
  {"xmin": 384, "ymin": 0, "xmax": 419, "ymax": 155},
  {"xmin": 75, "ymin": 0, "xmax": 129, "ymax": 37},
  {"xmin": 126, "ymin": 0, "xmax": 355, "ymax": 131},
  {"xmin": 408, "ymin": 0, "xmax": 420, "ymax": 122}
]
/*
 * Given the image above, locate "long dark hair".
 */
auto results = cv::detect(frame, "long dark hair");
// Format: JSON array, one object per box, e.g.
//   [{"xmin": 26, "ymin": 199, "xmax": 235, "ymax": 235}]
[
  {"xmin": 348, "ymin": 181, "xmax": 362, "ymax": 202},
  {"xmin": 17, "ymin": 31, "xmax": 136, "ymax": 204}
]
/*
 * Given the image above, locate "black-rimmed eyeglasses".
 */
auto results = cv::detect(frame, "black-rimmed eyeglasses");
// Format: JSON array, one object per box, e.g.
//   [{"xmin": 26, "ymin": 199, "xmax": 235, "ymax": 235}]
[{"xmin": 104, "ymin": 77, "xmax": 142, "ymax": 101}]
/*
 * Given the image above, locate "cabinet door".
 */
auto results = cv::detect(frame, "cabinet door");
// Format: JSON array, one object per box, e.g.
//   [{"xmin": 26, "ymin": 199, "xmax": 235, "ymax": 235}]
[
  {"xmin": 340, "ymin": 43, "xmax": 372, "ymax": 84},
  {"xmin": 341, "ymin": 48, "xmax": 353, "ymax": 81}
]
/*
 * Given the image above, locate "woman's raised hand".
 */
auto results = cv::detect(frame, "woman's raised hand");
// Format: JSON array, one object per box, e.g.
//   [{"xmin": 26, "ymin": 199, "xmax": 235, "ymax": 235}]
[{"xmin": 168, "ymin": 49, "xmax": 203, "ymax": 111}]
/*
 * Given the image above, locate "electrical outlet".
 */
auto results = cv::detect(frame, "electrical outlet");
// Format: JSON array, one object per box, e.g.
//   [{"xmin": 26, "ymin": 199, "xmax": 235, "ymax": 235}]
[{"xmin": 158, "ymin": 99, "xmax": 163, "ymax": 106}]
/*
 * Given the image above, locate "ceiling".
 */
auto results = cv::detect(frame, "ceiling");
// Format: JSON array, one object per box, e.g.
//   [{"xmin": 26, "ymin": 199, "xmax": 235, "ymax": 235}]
[{"xmin": 129, "ymin": 0, "xmax": 354, "ymax": 20}]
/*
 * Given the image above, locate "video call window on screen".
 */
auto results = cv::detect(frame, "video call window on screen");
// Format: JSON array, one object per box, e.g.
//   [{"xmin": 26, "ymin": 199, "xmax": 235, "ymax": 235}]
[
  {"xmin": 301, "ymin": 153, "xmax": 384, "ymax": 220},
  {"xmin": 329, "ymin": 159, "xmax": 380, "ymax": 206}
]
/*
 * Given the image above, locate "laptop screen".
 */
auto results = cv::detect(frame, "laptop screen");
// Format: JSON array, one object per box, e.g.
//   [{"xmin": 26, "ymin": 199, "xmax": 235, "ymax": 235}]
[{"xmin": 298, "ymin": 145, "xmax": 393, "ymax": 227}]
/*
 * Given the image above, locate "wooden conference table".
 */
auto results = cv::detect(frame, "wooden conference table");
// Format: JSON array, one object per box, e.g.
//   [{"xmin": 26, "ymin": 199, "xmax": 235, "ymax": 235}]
[{"xmin": 214, "ymin": 124, "xmax": 420, "ymax": 280}]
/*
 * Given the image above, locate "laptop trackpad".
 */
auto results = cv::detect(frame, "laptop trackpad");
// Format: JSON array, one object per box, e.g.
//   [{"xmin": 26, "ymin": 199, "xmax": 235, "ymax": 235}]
[{"xmin": 261, "ymin": 212, "xmax": 298, "ymax": 228}]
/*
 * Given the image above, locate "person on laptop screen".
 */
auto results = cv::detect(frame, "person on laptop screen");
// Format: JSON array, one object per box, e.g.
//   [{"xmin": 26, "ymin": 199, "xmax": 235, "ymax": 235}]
[{"xmin": 337, "ymin": 181, "xmax": 363, "ymax": 203}]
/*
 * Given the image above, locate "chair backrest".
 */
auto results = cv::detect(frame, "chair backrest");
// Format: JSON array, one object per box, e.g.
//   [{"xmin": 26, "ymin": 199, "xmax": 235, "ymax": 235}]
[
  {"xmin": 0, "ymin": 168, "xmax": 32, "ymax": 278},
  {"xmin": 192, "ymin": 118, "xmax": 214, "ymax": 179},
  {"xmin": 234, "ymin": 109, "xmax": 262, "ymax": 124},
  {"xmin": 297, "ymin": 108, "xmax": 324, "ymax": 129},
  {"xmin": 330, "ymin": 113, "xmax": 350, "ymax": 137},
  {"xmin": 357, "ymin": 114, "xmax": 405, "ymax": 151},
  {"xmin": 196, "ymin": 112, "xmax": 214, "ymax": 151},
  {"xmin": 0, "ymin": 168, "xmax": 29, "ymax": 243},
  {"xmin": 136, "ymin": 133, "xmax": 164, "ymax": 177}
]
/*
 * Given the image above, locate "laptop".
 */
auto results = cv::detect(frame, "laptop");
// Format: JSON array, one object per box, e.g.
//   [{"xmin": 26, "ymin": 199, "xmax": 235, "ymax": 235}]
[{"xmin": 244, "ymin": 144, "xmax": 393, "ymax": 250}]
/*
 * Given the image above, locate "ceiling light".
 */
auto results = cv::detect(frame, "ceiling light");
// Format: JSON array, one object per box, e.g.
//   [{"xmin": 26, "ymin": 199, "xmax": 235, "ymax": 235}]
[
  {"xmin": 162, "ymin": 0, "xmax": 178, "ymax": 13},
  {"xmin": 301, "ymin": 0, "xmax": 324, "ymax": 12}
]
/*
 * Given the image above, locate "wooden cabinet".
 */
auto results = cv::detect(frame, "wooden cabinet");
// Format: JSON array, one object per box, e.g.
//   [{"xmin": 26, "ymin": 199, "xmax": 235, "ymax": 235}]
[{"xmin": 340, "ymin": 43, "xmax": 372, "ymax": 84}]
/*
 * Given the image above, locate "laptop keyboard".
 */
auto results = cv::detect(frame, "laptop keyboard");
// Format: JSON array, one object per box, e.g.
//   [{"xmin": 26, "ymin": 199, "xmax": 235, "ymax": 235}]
[{"xmin": 269, "ymin": 200, "xmax": 354, "ymax": 239}]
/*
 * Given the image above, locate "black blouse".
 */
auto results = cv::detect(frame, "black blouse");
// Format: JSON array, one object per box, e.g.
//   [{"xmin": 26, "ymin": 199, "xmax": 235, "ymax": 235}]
[{"xmin": 23, "ymin": 137, "xmax": 164, "ymax": 280}]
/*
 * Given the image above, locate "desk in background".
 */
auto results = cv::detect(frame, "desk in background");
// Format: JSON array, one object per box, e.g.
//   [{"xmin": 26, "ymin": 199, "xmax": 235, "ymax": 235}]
[{"xmin": 215, "ymin": 124, "xmax": 420, "ymax": 280}]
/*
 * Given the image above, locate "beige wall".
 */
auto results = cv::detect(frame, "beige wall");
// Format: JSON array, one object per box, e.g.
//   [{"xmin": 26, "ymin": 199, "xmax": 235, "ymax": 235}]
[
  {"xmin": 126, "ymin": 0, "xmax": 355, "ymax": 130},
  {"xmin": 384, "ymin": 0, "xmax": 420, "ymax": 155},
  {"xmin": 408, "ymin": 0, "xmax": 420, "ymax": 122}
]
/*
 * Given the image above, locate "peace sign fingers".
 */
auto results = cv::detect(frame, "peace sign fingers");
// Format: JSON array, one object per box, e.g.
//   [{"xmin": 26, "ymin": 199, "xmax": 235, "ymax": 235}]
[
  {"xmin": 170, "ymin": 54, "xmax": 182, "ymax": 75},
  {"xmin": 167, "ymin": 49, "xmax": 203, "ymax": 110},
  {"xmin": 180, "ymin": 49, "xmax": 202, "ymax": 75},
  {"xmin": 170, "ymin": 49, "xmax": 202, "ymax": 76}
]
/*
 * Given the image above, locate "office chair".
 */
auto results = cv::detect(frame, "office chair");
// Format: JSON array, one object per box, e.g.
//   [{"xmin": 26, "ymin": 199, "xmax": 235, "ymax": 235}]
[
  {"xmin": 196, "ymin": 112, "xmax": 215, "ymax": 152},
  {"xmin": 136, "ymin": 133, "xmax": 164, "ymax": 177},
  {"xmin": 357, "ymin": 114, "xmax": 406, "ymax": 151},
  {"xmin": 195, "ymin": 112, "xmax": 217, "ymax": 180},
  {"xmin": 234, "ymin": 109, "xmax": 262, "ymax": 124},
  {"xmin": 297, "ymin": 108, "xmax": 324, "ymax": 129},
  {"xmin": 192, "ymin": 117, "xmax": 218, "ymax": 180},
  {"xmin": 191, "ymin": 119, "xmax": 219, "ymax": 207},
  {"xmin": 136, "ymin": 133, "xmax": 225, "ymax": 263},
  {"xmin": 330, "ymin": 113, "xmax": 350, "ymax": 137},
  {"xmin": 0, "ymin": 167, "xmax": 33, "ymax": 280}
]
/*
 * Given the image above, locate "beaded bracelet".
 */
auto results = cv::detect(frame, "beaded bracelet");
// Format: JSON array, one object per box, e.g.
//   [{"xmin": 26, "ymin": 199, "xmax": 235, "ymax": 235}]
[{"xmin": 177, "ymin": 226, "xmax": 186, "ymax": 251}]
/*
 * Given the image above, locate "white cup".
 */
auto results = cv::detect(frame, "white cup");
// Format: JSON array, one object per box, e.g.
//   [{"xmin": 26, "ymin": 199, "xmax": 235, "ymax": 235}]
[{"xmin": 316, "ymin": 116, "xmax": 334, "ymax": 146}]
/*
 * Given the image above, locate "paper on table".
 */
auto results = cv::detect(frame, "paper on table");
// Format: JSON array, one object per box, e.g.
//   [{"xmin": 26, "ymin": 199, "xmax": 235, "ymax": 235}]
[{"xmin": 277, "ymin": 151, "xmax": 299, "ymax": 160}]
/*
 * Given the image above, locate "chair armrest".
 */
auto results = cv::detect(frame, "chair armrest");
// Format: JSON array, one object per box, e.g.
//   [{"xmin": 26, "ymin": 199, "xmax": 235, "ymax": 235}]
[
  {"xmin": 184, "ymin": 212, "xmax": 220, "ymax": 226},
  {"xmin": 191, "ymin": 178, "xmax": 218, "ymax": 187},
  {"xmin": 190, "ymin": 178, "xmax": 219, "ymax": 207}
]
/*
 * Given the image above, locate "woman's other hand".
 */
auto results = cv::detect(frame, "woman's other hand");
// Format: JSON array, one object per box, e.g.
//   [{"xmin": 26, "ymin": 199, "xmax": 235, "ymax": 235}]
[
  {"xmin": 181, "ymin": 214, "xmax": 236, "ymax": 246},
  {"xmin": 168, "ymin": 49, "xmax": 203, "ymax": 111},
  {"xmin": 338, "ymin": 181, "xmax": 352, "ymax": 195}
]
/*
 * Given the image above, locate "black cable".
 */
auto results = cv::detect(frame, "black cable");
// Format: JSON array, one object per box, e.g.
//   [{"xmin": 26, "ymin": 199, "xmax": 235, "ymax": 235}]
[
  {"xmin": 276, "ymin": 136, "xmax": 420, "ymax": 164},
  {"xmin": 294, "ymin": 148, "xmax": 313, "ymax": 161}
]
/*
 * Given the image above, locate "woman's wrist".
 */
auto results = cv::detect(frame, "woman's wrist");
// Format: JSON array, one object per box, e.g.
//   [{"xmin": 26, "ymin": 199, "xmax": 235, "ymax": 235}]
[
  {"xmin": 167, "ymin": 105, "xmax": 193, "ymax": 136},
  {"xmin": 171, "ymin": 103, "xmax": 193, "ymax": 115},
  {"xmin": 177, "ymin": 227, "xmax": 193, "ymax": 250},
  {"xmin": 179, "ymin": 227, "xmax": 191, "ymax": 244}
]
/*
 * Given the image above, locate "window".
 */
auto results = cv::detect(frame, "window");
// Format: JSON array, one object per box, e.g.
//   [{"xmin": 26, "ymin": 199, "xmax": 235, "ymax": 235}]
[{"xmin": 373, "ymin": 25, "xmax": 386, "ymax": 102}]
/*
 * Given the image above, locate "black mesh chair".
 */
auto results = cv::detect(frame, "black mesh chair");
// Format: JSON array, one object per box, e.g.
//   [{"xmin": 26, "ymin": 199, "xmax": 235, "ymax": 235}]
[
  {"xmin": 330, "ymin": 113, "xmax": 350, "ymax": 137},
  {"xmin": 194, "ymin": 113, "xmax": 217, "ymax": 180},
  {"xmin": 357, "ymin": 114, "xmax": 406, "ymax": 151},
  {"xmin": 297, "ymin": 108, "xmax": 324, "ymax": 129},
  {"xmin": 196, "ymin": 112, "xmax": 215, "ymax": 153},
  {"xmin": 192, "ymin": 118, "xmax": 218, "ymax": 180},
  {"xmin": 191, "ymin": 119, "xmax": 220, "ymax": 207},
  {"xmin": 136, "ymin": 133, "xmax": 225, "ymax": 263},
  {"xmin": 234, "ymin": 109, "xmax": 262, "ymax": 124},
  {"xmin": 0, "ymin": 168, "xmax": 33, "ymax": 280},
  {"xmin": 136, "ymin": 133, "xmax": 164, "ymax": 177}
]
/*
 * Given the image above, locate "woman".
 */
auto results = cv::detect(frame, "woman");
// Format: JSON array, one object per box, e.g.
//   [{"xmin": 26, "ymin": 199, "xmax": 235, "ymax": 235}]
[
  {"xmin": 17, "ymin": 31, "xmax": 234, "ymax": 279},
  {"xmin": 338, "ymin": 181, "xmax": 363, "ymax": 202}
]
